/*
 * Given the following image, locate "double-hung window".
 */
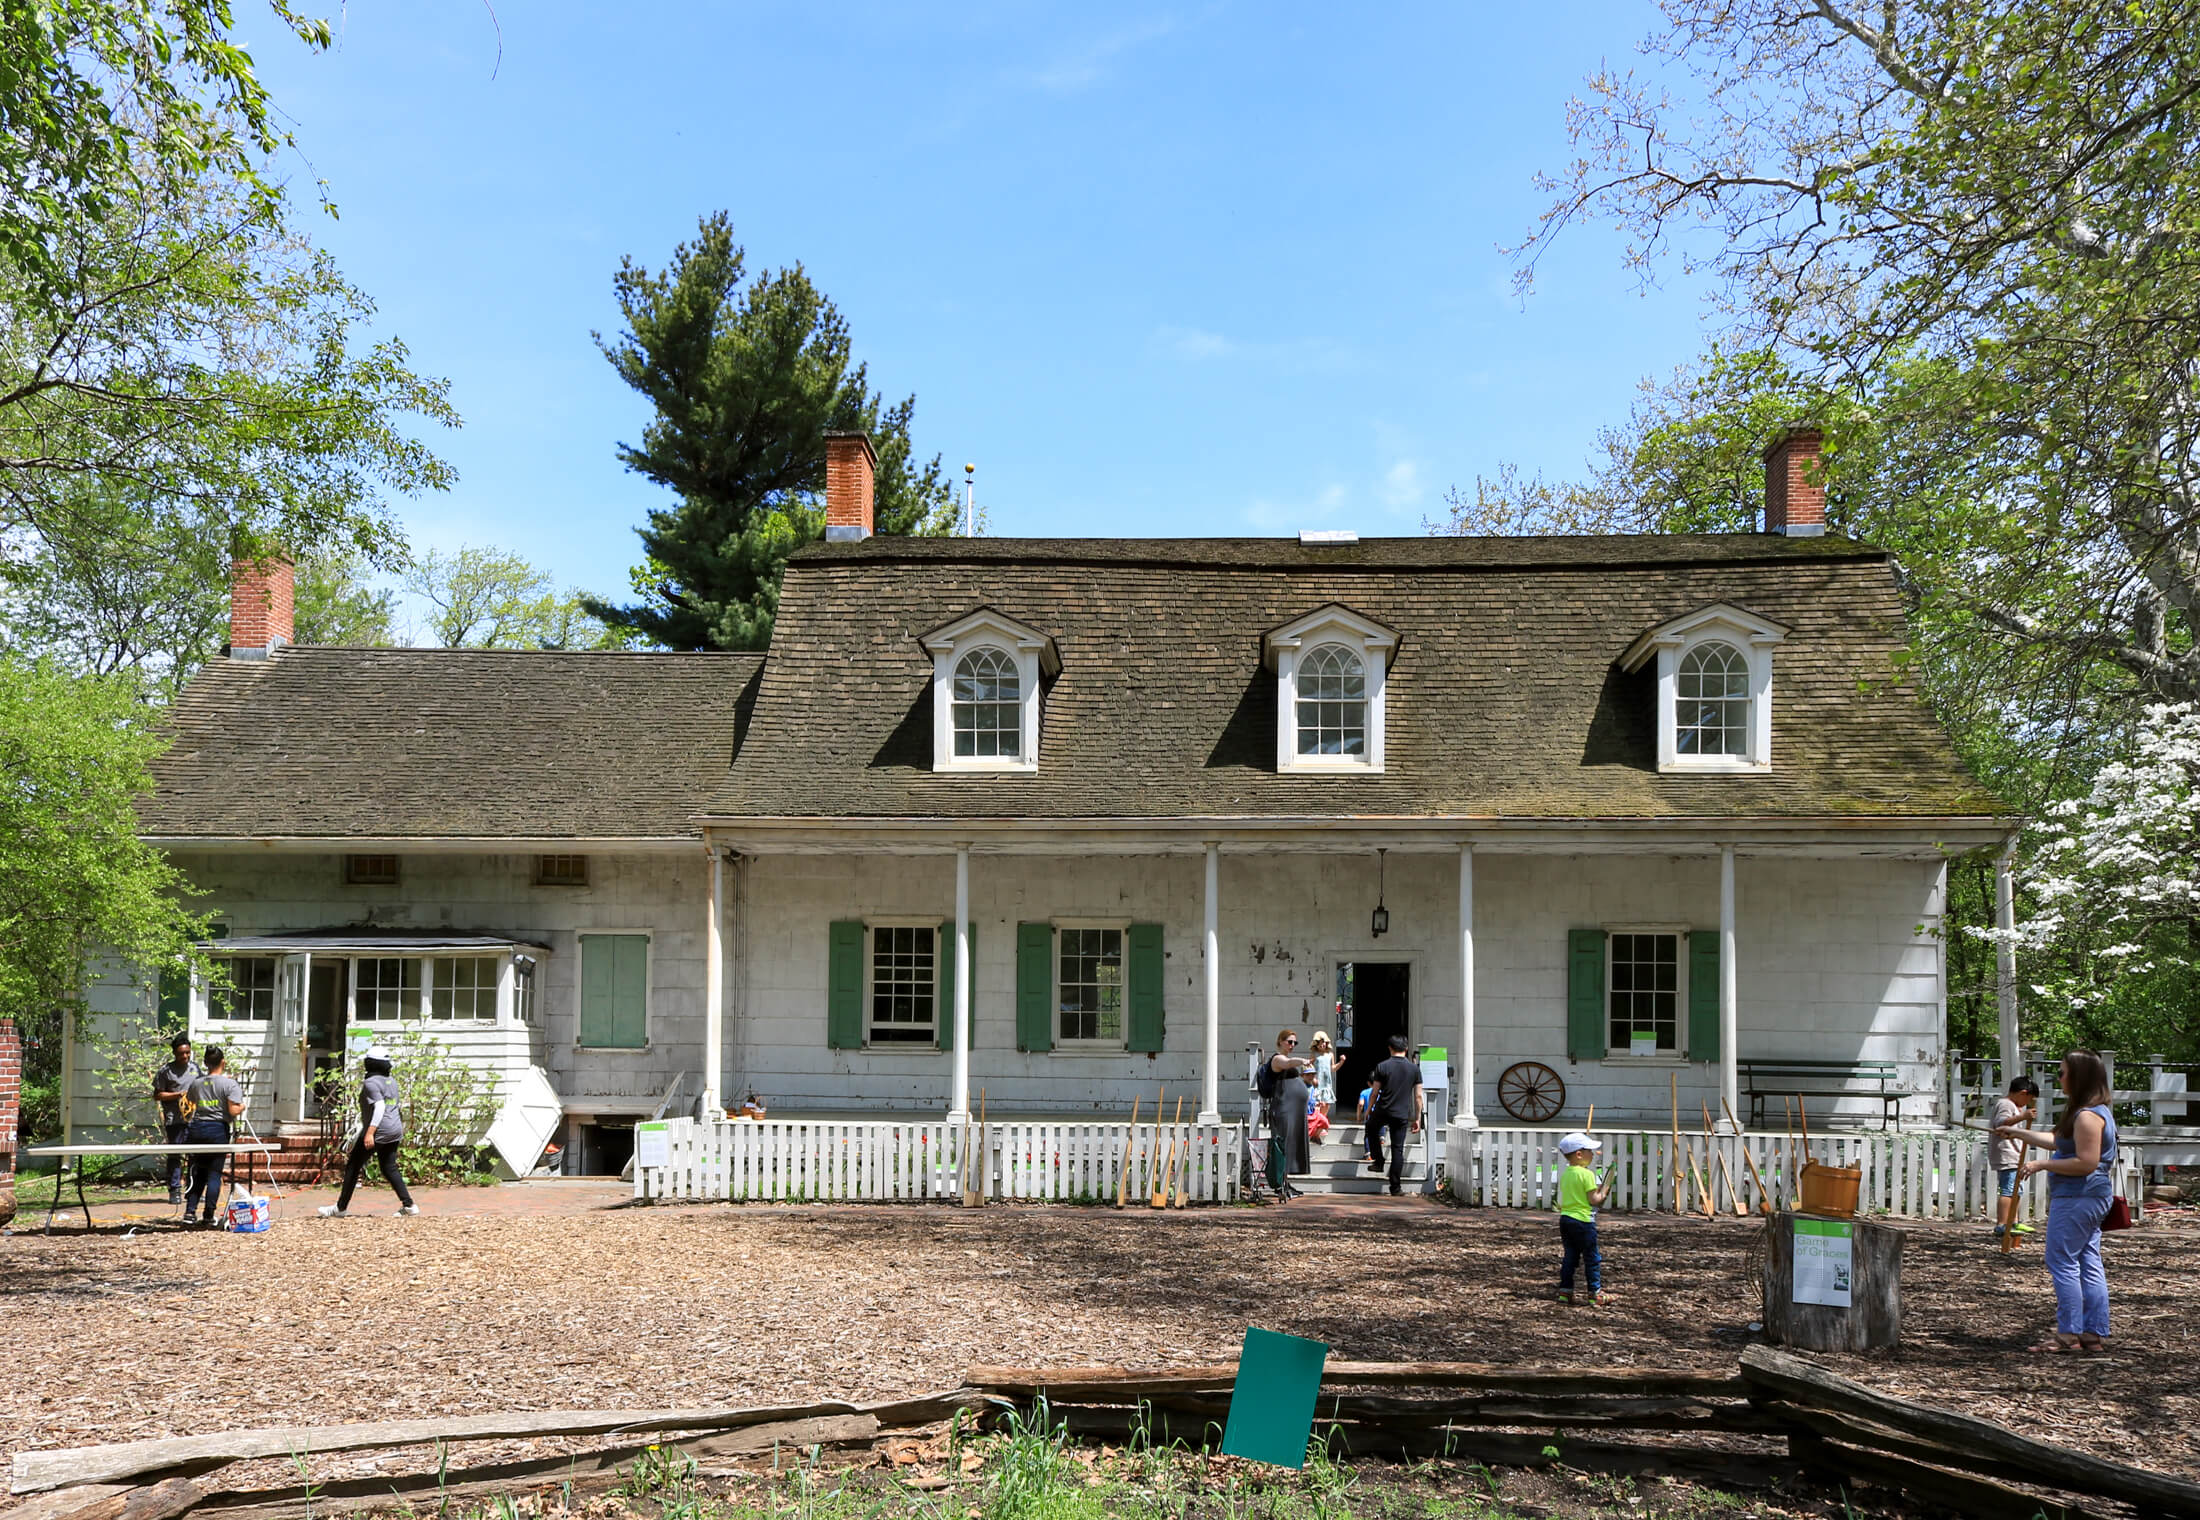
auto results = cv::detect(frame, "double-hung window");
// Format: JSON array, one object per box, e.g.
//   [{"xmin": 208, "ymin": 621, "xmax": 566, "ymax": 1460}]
[
  {"xmin": 429, "ymin": 957, "xmax": 500, "ymax": 1021},
  {"xmin": 1607, "ymin": 931, "xmax": 1682, "ymax": 1056},
  {"xmin": 920, "ymin": 609, "xmax": 1059, "ymax": 772},
  {"xmin": 1618, "ymin": 603, "xmax": 1786, "ymax": 772},
  {"xmin": 209, "ymin": 957, "xmax": 276, "ymax": 1020},
  {"xmin": 1057, "ymin": 926, "xmax": 1126, "ymax": 1046},
  {"xmin": 353, "ymin": 957, "xmax": 422, "ymax": 1022},
  {"xmin": 868, "ymin": 924, "xmax": 937, "ymax": 1044}
]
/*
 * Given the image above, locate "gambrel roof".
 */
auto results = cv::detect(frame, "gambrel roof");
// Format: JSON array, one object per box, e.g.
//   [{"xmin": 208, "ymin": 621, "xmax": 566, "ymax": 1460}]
[
  {"xmin": 143, "ymin": 647, "xmax": 762, "ymax": 840},
  {"xmin": 707, "ymin": 533, "xmax": 1995, "ymax": 821}
]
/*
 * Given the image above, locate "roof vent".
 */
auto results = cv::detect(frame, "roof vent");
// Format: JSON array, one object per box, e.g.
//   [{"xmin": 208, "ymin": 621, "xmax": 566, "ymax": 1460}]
[{"xmin": 1298, "ymin": 529, "xmax": 1358, "ymax": 545}]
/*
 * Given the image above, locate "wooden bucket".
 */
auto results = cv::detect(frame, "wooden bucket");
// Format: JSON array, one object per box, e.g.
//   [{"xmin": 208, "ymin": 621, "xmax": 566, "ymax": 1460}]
[{"xmin": 1798, "ymin": 1162, "xmax": 1861, "ymax": 1217}]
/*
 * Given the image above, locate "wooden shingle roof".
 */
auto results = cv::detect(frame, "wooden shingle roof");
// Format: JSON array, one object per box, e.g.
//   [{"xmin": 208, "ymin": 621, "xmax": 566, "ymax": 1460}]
[
  {"xmin": 707, "ymin": 533, "xmax": 1996, "ymax": 821},
  {"xmin": 143, "ymin": 647, "xmax": 762, "ymax": 840}
]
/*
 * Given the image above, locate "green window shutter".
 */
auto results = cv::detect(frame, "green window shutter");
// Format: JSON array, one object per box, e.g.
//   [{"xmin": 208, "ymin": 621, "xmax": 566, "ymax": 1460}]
[
  {"xmin": 157, "ymin": 966, "xmax": 189, "ymax": 1037},
  {"xmin": 1016, "ymin": 921, "xmax": 1054, "ymax": 1053},
  {"xmin": 1688, "ymin": 929, "xmax": 1721, "ymax": 1062},
  {"xmin": 580, "ymin": 934, "xmax": 648, "ymax": 1049},
  {"xmin": 1566, "ymin": 929, "xmax": 1606, "ymax": 1062},
  {"xmin": 827, "ymin": 921, "xmax": 864, "ymax": 1050},
  {"xmin": 936, "ymin": 920, "xmax": 974, "ymax": 1050},
  {"xmin": 1126, "ymin": 922, "xmax": 1165, "ymax": 1053}
]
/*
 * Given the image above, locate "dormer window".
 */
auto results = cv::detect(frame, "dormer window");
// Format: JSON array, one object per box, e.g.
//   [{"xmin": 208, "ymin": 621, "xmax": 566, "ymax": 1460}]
[
  {"xmin": 1620, "ymin": 603, "xmax": 1788, "ymax": 773},
  {"xmin": 920, "ymin": 608, "xmax": 1061, "ymax": 773},
  {"xmin": 1265, "ymin": 604, "xmax": 1398, "ymax": 773}
]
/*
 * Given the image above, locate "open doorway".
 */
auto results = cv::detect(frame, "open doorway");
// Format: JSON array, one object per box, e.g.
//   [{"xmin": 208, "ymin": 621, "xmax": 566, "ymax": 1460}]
[
  {"xmin": 305, "ymin": 962, "xmax": 345, "ymax": 1117},
  {"xmin": 1333, "ymin": 960, "xmax": 1409, "ymax": 1114}
]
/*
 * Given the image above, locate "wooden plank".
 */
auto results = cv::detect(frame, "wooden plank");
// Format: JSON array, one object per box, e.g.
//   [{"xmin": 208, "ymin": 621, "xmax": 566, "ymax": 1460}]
[
  {"xmin": 1741, "ymin": 1346, "xmax": 2200, "ymax": 1516},
  {"xmin": 10, "ymin": 1402, "xmax": 871, "ymax": 1494},
  {"xmin": 1762, "ymin": 1399, "xmax": 2107, "ymax": 1495},
  {"xmin": 967, "ymin": 1362, "xmax": 1746, "ymax": 1398},
  {"xmin": 1789, "ymin": 1431, "xmax": 2093, "ymax": 1520}
]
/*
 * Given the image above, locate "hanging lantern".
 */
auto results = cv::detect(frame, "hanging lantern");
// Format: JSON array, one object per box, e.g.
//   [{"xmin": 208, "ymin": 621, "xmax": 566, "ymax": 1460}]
[{"xmin": 1371, "ymin": 847, "xmax": 1390, "ymax": 938}]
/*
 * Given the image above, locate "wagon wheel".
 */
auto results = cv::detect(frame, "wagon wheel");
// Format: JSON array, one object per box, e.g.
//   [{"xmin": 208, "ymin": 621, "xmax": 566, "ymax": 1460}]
[{"xmin": 1497, "ymin": 1061, "xmax": 1567, "ymax": 1124}]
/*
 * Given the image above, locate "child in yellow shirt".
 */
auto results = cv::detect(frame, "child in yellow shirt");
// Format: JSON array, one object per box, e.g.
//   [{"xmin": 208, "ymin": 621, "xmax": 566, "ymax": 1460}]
[{"xmin": 1556, "ymin": 1131, "xmax": 1612, "ymax": 1307}]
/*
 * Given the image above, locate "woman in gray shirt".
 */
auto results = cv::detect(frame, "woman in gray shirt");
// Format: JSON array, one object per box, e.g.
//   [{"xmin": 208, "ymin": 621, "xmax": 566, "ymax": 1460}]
[{"xmin": 319, "ymin": 1046, "xmax": 419, "ymax": 1218}]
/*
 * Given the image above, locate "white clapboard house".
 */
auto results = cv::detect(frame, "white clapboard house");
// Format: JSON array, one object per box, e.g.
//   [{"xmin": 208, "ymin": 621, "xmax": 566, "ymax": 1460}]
[{"xmin": 101, "ymin": 430, "xmax": 2022, "ymax": 1193}]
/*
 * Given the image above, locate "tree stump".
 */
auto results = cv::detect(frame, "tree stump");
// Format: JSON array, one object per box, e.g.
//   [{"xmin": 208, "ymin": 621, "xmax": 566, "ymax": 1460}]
[{"xmin": 1762, "ymin": 1213, "xmax": 1904, "ymax": 1352}]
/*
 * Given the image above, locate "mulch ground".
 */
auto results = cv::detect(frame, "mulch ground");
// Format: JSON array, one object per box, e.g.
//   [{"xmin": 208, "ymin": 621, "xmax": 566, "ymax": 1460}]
[{"xmin": 2, "ymin": 1196, "xmax": 2194, "ymax": 1504}]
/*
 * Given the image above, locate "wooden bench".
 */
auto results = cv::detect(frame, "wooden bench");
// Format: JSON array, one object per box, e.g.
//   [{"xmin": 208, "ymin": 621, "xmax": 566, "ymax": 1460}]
[{"xmin": 1740, "ymin": 1059, "xmax": 1914, "ymax": 1130}]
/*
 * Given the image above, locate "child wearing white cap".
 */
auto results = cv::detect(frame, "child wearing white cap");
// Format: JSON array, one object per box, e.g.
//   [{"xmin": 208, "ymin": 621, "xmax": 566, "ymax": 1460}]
[
  {"xmin": 1556, "ymin": 1131, "xmax": 1611, "ymax": 1306},
  {"xmin": 319, "ymin": 1046, "xmax": 419, "ymax": 1218}
]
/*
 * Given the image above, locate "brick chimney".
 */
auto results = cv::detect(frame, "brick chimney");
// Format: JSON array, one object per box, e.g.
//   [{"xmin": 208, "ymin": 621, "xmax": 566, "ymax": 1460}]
[
  {"xmin": 0, "ymin": 1017, "xmax": 20, "ymax": 1226},
  {"xmin": 230, "ymin": 554, "xmax": 295, "ymax": 658},
  {"xmin": 1763, "ymin": 426, "xmax": 1827, "ymax": 537},
  {"xmin": 823, "ymin": 431, "xmax": 876, "ymax": 542}
]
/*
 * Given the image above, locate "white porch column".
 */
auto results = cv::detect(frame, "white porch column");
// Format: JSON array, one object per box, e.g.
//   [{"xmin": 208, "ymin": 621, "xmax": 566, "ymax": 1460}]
[
  {"xmin": 948, "ymin": 843, "xmax": 973, "ymax": 1124},
  {"xmin": 702, "ymin": 844, "xmax": 724, "ymax": 1116},
  {"xmin": 1199, "ymin": 841, "xmax": 1221, "ymax": 1124},
  {"xmin": 1995, "ymin": 836, "xmax": 2020, "ymax": 1084},
  {"xmin": 1718, "ymin": 844, "xmax": 1739, "ymax": 1131},
  {"xmin": 1454, "ymin": 842, "xmax": 1478, "ymax": 1128}
]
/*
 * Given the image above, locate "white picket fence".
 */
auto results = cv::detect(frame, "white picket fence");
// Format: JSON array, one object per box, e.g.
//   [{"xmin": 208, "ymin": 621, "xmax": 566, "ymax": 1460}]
[
  {"xmin": 635, "ymin": 1117, "xmax": 1243, "ymax": 1205},
  {"xmin": 1462, "ymin": 1126, "xmax": 2144, "ymax": 1221}
]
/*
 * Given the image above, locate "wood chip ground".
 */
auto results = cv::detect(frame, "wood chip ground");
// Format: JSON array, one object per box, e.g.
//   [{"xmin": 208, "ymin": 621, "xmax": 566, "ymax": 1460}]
[{"xmin": 3, "ymin": 1199, "xmax": 2193, "ymax": 1506}]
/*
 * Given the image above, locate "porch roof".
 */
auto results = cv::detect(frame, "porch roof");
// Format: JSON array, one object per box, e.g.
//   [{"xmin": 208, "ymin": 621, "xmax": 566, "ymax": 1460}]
[{"xmin": 201, "ymin": 931, "xmax": 551, "ymax": 956}]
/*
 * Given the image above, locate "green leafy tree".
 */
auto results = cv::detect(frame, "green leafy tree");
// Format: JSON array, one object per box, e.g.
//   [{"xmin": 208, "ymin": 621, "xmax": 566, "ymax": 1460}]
[
  {"xmin": 1515, "ymin": 0, "xmax": 2200, "ymax": 708},
  {"xmin": 294, "ymin": 546, "xmax": 399, "ymax": 646},
  {"xmin": 403, "ymin": 545, "xmax": 626, "ymax": 650},
  {"xmin": 0, "ymin": 658, "xmax": 205, "ymax": 1136},
  {"xmin": 590, "ymin": 212, "xmax": 956, "ymax": 650}
]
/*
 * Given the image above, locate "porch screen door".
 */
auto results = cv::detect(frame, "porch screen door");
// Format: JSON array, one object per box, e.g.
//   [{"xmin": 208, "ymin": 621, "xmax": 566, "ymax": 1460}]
[{"xmin": 274, "ymin": 952, "xmax": 311, "ymax": 1123}]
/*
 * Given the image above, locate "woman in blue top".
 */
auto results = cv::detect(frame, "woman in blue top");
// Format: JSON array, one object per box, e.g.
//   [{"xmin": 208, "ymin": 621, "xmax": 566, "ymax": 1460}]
[{"xmin": 1995, "ymin": 1049, "xmax": 2118, "ymax": 1353}]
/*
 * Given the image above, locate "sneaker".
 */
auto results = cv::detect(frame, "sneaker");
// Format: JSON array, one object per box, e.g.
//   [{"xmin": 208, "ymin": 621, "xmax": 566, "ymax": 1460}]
[
  {"xmin": 1556, "ymin": 1291, "xmax": 1574, "ymax": 1305},
  {"xmin": 1584, "ymin": 1292, "xmax": 1607, "ymax": 1308},
  {"xmin": 395, "ymin": 1204, "xmax": 420, "ymax": 1217},
  {"xmin": 167, "ymin": 1191, "xmax": 183, "ymax": 1205},
  {"xmin": 317, "ymin": 1205, "xmax": 348, "ymax": 1218},
  {"xmin": 1992, "ymin": 1224, "xmax": 2006, "ymax": 1237},
  {"xmin": 2012, "ymin": 1222, "xmax": 2037, "ymax": 1234}
]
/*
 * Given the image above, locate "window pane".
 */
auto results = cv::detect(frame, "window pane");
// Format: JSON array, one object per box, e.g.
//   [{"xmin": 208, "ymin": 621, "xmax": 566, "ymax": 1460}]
[
  {"xmin": 1677, "ymin": 643, "xmax": 1749, "ymax": 756},
  {"xmin": 353, "ymin": 957, "xmax": 422, "ymax": 1022},
  {"xmin": 952, "ymin": 648, "xmax": 1021, "ymax": 760},
  {"xmin": 211, "ymin": 957, "xmax": 276, "ymax": 1020},
  {"xmin": 1295, "ymin": 644, "xmax": 1367, "ymax": 757},
  {"xmin": 1607, "ymin": 934, "xmax": 1679, "ymax": 1052},
  {"xmin": 869, "ymin": 925, "xmax": 936, "ymax": 1043},
  {"xmin": 430, "ymin": 957, "xmax": 498, "ymax": 1020},
  {"xmin": 1058, "ymin": 928, "xmax": 1124, "ymax": 1042}
]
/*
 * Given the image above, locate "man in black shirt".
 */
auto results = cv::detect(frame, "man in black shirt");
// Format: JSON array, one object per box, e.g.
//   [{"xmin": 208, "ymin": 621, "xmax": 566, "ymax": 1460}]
[
  {"xmin": 151, "ymin": 1035, "xmax": 201, "ymax": 1204},
  {"xmin": 1364, "ymin": 1034, "xmax": 1425, "ymax": 1196}
]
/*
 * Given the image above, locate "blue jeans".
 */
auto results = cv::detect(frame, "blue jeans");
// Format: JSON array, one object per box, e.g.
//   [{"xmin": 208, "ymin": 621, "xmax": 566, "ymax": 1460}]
[
  {"xmin": 1559, "ymin": 1216, "xmax": 1600, "ymax": 1295},
  {"xmin": 182, "ymin": 1119, "xmax": 230, "ymax": 1221},
  {"xmin": 2044, "ymin": 1187, "xmax": 2112, "ymax": 1338},
  {"xmin": 164, "ymin": 1120, "xmax": 189, "ymax": 1195}
]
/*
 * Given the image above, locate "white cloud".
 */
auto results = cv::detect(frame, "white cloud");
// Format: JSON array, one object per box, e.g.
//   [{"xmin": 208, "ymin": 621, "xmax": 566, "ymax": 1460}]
[
  {"xmin": 1024, "ymin": 17, "xmax": 1178, "ymax": 94},
  {"xmin": 1381, "ymin": 458, "xmax": 1426, "ymax": 510},
  {"xmin": 1150, "ymin": 325, "xmax": 1355, "ymax": 373}
]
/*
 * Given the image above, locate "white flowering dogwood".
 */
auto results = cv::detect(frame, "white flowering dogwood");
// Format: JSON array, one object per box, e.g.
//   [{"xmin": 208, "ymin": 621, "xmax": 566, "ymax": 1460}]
[{"xmin": 1979, "ymin": 703, "xmax": 2200, "ymax": 1010}]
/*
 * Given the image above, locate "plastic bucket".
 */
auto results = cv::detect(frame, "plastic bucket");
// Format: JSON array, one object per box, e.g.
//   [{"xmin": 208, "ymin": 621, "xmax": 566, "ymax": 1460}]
[
  {"xmin": 1798, "ymin": 1162, "xmax": 1861, "ymax": 1218},
  {"xmin": 225, "ymin": 1193, "xmax": 271, "ymax": 1234}
]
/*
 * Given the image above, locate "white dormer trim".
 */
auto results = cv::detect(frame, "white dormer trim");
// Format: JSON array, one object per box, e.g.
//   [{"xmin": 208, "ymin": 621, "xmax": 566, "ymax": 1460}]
[
  {"xmin": 1264, "ymin": 603, "xmax": 1399, "ymax": 775},
  {"xmin": 1619, "ymin": 603, "xmax": 1788, "ymax": 773},
  {"xmin": 919, "ymin": 608, "xmax": 1060, "ymax": 773}
]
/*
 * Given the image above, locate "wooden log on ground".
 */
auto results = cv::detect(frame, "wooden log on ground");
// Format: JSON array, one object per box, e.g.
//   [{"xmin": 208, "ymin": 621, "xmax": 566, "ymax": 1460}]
[
  {"xmin": 1761, "ymin": 1212, "xmax": 1903, "ymax": 1352},
  {"xmin": 1788, "ymin": 1431, "xmax": 2099, "ymax": 1520},
  {"xmin": 682, "ymin": 1414, "xmax": 881, "ymax": 1464},
  {"xmin": 1036, "ymin": 1391, "xmax": 1774, "ymax": 1435},
  {"xmin": 10, "ymin": 1401, "xmax": 870, "ymax": 1494},
  {"xmin": 1761, "ymin": 1399, "xmax": 2109, "ymax": 1494},
  {"xmin": 1742, "ymin": 1347, "xmax": 2200, "ymax": 1517},
  {"xmin": 967, "ymin": 1361, "xmax": 1745, "ymax": 1399}
]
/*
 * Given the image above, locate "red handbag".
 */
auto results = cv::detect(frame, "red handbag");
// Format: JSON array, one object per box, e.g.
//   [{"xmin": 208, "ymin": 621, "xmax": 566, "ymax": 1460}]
[{"xmin": 2102, "ymin": 1196, "xmax": 2134, "ymax": 1232}]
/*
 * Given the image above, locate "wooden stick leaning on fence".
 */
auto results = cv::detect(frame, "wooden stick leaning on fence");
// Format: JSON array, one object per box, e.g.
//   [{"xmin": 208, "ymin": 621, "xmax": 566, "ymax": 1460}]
[
  {"xmin": 1696, "ymin": 1107, "xmax": 1717, "ymax": 1219},
  {"xmin": 1671, "ymin": 1073, "xmax": 1685, "ymax": 1214},
  {"xmin": 1723, "ymin": 1098, "xmax": 1774, "ymax": 1215},
  {"xmin": 1153, "ymin": 1096, "xmax": 1183, "ymax": 1208},
  {"xmin": 1145, "ymin": 1087, "xmax": 1166, "ymax": 1204},
  {"xmin": 1115, "ymin": 1096, "xmax": 1139, "ymax": 1207},
  {"xmin": 1172, "ymin": 1109, "xmax": 1190, "ymax": 1209}
]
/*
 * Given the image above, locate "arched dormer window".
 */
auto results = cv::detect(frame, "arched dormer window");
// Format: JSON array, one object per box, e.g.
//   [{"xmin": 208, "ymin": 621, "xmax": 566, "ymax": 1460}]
[
  {"xmin": 1675, "ymin": 641, "xmax": 1748, "ymax": 757},
  {"xmin": 1296, "ymin": 643, "xmax": 1367, "ymax": 757},
  {"xmin": 1265, "ymin": 604, "xmax": 1398, "ymax": 773},
  {"xmin": 919, "ymin": 608, "xmax": 1060, "ymax": 773},
  {"xmin": 953, "ymin": 647, "xmax": 1021, "ymax": 758},
  {"xmin": 1619, "ymin": 603, "xmax": 1788, "ymax": 773}
]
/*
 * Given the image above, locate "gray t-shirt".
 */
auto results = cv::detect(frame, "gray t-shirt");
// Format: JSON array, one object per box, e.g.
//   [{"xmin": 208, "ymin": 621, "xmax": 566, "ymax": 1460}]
[
  {"xmin": 1990, "ymin": 1096, "xmax": 2025, "ymax": 1171},
  {"xmin": 154, "ymin": 1058, "xmax": 202, "ymax": 1123},
  {"xmin": 185, "ymin": 1072, "xmax": 244, "ymax": 1128},
  {"xmin": 360, "ymin": 1073, "xmax": 404, "ymax": 1143}
]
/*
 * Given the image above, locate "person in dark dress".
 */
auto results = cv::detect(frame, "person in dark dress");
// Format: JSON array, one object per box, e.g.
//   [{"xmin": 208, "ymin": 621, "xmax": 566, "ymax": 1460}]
[{"xmin": 1266, "ymin": 1029, "xmax": 1316, "ymax": 1198}]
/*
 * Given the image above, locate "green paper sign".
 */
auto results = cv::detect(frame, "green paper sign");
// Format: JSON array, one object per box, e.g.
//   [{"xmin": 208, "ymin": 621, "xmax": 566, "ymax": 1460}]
[{"xmin": 1220, "ymin": 1327, "xmax": 1329, "ymax": 1468}]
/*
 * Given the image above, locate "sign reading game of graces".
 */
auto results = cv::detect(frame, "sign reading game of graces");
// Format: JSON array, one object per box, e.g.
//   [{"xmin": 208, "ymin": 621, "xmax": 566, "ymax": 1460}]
[{"xmin": 1792, "ymin": 1218, "xmax": 1855, "ymax": 1308}]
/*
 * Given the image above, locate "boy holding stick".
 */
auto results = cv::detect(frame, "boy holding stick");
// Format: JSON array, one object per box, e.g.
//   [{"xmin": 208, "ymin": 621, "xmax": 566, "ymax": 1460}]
[
  {"xmin": 1556, "ymin": 1131, "xmax": 1612, "ymax": 1306},
  {"xmin": 1991, "ymin": 1076, "xmax": 2041, "ymax": 1247}
]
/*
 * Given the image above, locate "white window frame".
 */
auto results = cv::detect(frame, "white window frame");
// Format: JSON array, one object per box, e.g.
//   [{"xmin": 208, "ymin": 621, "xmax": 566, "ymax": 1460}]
[
  {"xmin": 862, "ymin": 918, "xmax": 940, "ymax": 1048},
  {"xmin": 350, "ymin": 955, "xmax": 424, "ymax": 1023},
  {"xmin": 1054, "ymin": 918, "xmax": 1130, "ymax": 1051},
  {"xmin": 1618, "ymin": 603, "xmax": 1786, "ymax": 774},
  {"xmin": 1603, "ymin": 924, "xmax": 1691, "ymax": 1061},
  {"xmin": 428, "ymin": 955, "xmax": 504, "ymax": 1024},
  {"xmin": 1265, "ymin": 605, "xmax": 1398, "ymax": 774},
  {"xmin": 205, "ymin": 955, "xmax": 277, "ymax": 1023},
  {"xmin": 919, "ymin": 609, "xmax": 1060, "ymax": 773}
]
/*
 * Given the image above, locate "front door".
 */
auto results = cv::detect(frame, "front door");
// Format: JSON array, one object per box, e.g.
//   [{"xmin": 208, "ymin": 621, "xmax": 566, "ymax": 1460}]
[
  {"xmin": 1334, "ymin": 960, "xmax": 1409, "ymax": 1117},
  {"xmin": 272, "ymin": 953, "xmax": 311, "ymax": 1122},
  {"xmin": 305, "ymin": 962, "xmax": 346, "ymax": 1117}
]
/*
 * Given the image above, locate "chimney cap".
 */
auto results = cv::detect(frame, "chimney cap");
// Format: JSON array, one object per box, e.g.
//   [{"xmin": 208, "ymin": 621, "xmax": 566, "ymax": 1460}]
[
  {"xmin": 1761, "ymin": 422, "xmax": 1824, "ymax": 460},
  {"xmin": 823, "ymin": 429, "xmax": 877, "ymax": 465}
]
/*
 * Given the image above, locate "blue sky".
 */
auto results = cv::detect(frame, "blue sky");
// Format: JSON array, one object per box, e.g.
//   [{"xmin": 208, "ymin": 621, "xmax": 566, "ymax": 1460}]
[{"xmin": 250, "ymin": 2, "xmax": 1711, "ymax": 606}]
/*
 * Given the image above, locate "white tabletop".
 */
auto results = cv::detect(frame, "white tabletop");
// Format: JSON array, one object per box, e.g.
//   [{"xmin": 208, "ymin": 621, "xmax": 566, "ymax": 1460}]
[{"xmin": 22, "ymin": 1143, "xmax": 281, "ymax": 1157}]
